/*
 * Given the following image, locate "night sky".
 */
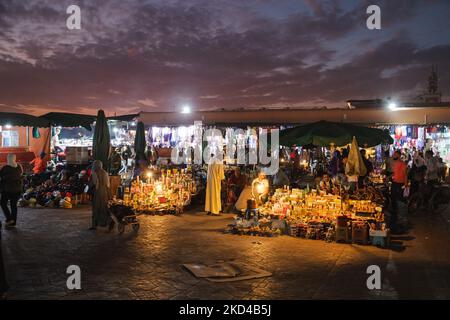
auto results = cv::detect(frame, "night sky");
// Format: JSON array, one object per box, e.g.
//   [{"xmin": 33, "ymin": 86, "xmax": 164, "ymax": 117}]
[{"xmin": 1, "ymin": 0, "xmax": 450, "ymax": 115}]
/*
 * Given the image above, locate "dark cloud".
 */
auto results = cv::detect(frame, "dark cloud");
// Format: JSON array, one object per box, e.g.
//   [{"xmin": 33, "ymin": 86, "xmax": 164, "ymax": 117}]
[{"xmin": 0, "ymin": 0, "xmax": 449, "ymax": 115}]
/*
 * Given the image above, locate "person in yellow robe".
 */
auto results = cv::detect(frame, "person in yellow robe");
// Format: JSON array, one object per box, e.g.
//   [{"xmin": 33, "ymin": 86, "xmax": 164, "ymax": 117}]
[{"xmin": 205, "ymin": 160, "xmax": 225, "ymax": 216}]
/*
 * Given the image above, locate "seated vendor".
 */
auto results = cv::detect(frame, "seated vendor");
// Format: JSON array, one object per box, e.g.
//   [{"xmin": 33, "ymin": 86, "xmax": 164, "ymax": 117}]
[
  {"xmin": 30, "ymin": 152, "xmax": 47, "ymax": 175},
  {"xmin": 109, "ymin": 148, "xmax": 122, "ymax": 175},
  {"xmin": 228, "ymin": 167, "xmax": 246, "ymax": 195},
  {"xmin": 133, "ymin": 159, "xmax": 148, "ymax": 179},
  {"xmin": 252, "ymin": 171, "xmax": 270, "ymax": 205},
  {"xmin": 273, "ymin": 168, "xmax": 290, "ymax": 188},
  {"xmin": 318, "ymin": 173, "xmax": 333, "ymax": 194}
]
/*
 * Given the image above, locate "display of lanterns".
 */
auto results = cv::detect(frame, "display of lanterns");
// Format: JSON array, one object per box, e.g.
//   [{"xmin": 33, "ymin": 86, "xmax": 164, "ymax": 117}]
[{"xmin": 120, "ymin": 169, "xmax": 198, "ymax": 214}]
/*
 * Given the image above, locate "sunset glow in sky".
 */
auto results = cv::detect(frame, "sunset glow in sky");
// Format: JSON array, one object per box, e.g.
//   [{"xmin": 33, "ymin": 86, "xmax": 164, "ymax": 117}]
[{"xmin": 1, "ymin": 0, "xmax": 450, "ymax": 115}]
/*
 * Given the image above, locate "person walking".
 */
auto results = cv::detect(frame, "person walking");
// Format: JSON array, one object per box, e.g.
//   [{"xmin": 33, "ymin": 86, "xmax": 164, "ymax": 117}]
[
  {"xmin": 0, "ymin": 154, "xmax": 23, "ymax": 228},
  {"xmin": 425, "ymin": 150, "xmax": 439, "ymax": 188},
  {"xmin": 89, "ymin": 160, "xmax": 111, "ymax": 230},
  {"xmin": 390, "ymin": 150, "xmax": 408, "ymax": 233}
]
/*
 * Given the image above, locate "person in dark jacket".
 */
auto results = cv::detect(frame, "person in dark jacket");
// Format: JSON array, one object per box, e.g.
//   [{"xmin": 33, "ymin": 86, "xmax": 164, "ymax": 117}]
[
  {"xmin": 329, "ymin": 150, "xmax": 342, "ymax": 177},
  {"xmin": 0, "ymin": 154, "xmax": 24, "ymax": 228}
]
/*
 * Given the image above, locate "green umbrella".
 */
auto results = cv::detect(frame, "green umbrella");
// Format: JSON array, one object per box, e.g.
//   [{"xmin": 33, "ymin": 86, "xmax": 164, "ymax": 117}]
[
  {"xmin": 40, "ymin": 112, "xmax": 96, "ymax": 130},
  {"xmin": 92, "ymin": 109, "xmax": 111, "ymax": 168},
  {"xmin": 0, "ymin": 112, "xmax": 50, "ymax": 127},
  {"xmin": 280, "ymin": 120, "xmax": 393, "ymax": 148},
  {"xmin": 134, "ymin": 121, "xmax": 147, "ymax": 162}
]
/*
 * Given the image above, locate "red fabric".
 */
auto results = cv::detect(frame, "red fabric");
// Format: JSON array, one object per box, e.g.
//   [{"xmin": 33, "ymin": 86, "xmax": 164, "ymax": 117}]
[
  {"xmin": 392, "ymin": 160, "xmax": 407, "ymax": 184},
  {"xmin": 30, "ymin": 157, "xmax": 46, "ymax": 174}
]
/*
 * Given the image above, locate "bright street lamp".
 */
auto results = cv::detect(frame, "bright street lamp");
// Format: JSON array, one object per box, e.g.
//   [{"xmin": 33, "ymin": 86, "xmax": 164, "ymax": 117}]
[
  {"xmin": 181, "ymin": 105, "xmax": 191, "ymax": 114},
  {"xmin": 388, "ymin": 102, "xmax": 398, "ymax": 111}
]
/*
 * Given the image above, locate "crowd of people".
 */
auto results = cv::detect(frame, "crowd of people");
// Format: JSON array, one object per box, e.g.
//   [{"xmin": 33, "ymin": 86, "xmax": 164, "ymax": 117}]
[{"xmin": 312, "ymin": 146, "xmax": 447, "ymax": 233}]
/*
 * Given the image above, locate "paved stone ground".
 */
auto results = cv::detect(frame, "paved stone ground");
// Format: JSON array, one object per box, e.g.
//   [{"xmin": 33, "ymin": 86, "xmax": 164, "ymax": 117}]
[{"xmin": 1, "ymin": 205, "xmax": 450, "ymax": 300}]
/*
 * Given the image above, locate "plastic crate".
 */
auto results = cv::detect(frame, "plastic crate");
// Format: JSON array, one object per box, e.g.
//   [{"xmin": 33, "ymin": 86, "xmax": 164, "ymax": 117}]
[
  {"xmin": 352, "ymin": 222, "xmax": 369, "ymax": 245},
  {"xmin": 335, "ymin": 226, "xmax": 349, "ymax": 243}
]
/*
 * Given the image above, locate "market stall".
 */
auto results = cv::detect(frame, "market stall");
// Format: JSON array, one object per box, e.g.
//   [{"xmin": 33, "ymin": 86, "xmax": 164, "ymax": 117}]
[
  {"xmin": 0, "ymin": 112, "xmax": 51, "ymax": 169},
  {"xmin": 225, "ymin": 125, "xmax": 392, "ymax": 247},
  {"xmin": 18, "ymin": 170, "xmax": 90, "ymax": 209},
  {"xmin": 114, "ymin": 168, "xmax": 202, "ymax": 215},
  {"xmin": 227, "ymin": 184, "xmax": 386, "ymax": 241}
]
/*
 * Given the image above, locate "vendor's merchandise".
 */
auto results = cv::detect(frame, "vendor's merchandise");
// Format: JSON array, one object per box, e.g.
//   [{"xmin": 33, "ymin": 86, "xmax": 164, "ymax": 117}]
[
  {"xmin": 117, "ymin": 169, "xmax": 198, "ymax": 215},
  {"xmin": 18, "ymin": 175, "xmax": 87, "ymax": 209},
  {"xmin": 226, "ymin": 185, "xmax": 387, "ymax": 248}
]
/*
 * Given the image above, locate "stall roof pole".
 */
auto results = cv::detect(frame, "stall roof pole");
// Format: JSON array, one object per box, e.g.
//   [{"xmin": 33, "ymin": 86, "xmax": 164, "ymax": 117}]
[{"xmin": 26, "ymin": 126, "xmax": 30, "ymax": 147}]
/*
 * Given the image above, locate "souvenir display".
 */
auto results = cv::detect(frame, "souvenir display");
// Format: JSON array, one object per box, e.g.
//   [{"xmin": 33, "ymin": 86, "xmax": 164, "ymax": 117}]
[
  {"xmin": 115, "ymin": 169, "xmax": 199, "ymax": 215},
  {"xmin": 369, "ymin": 172, "xmax": 386, "ymax": 185},
  {"xmin": 18, "ymin": 173, "xmax": 88, "ymax": 209},
  {"xmin": 226, "ymin": 185, "xmax": 388, "ymax": 247}
]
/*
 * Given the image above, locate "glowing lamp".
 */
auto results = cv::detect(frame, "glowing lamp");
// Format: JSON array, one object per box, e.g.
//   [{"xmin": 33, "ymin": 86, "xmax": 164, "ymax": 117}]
[
  {"xmin": 388, "ymin": 102, "xmax": 398, "ymax": 111},
  {"xmin": 256, "ymin": 182, "xmax": 265, "ymax": 194},
  {"xmin": 181, "ymin": 105, "xmax": 191, "ymax": 114},
  {"xmin": 155, "ymin": 182, "xmax": 163, "ymax": 194}
]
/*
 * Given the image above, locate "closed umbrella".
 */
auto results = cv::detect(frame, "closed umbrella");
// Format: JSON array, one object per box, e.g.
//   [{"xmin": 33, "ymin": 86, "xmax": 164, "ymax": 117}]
[
  {"xmin": 92, "ymin": 109, "xmax": 111, "ymax": 168},
  {"xmin": 345, "ymin": 136, "xmax": 367, "ymax": 177},
  {"xmin": 134, "ymin": 121, "xmax": 147, "ymax": 162}
]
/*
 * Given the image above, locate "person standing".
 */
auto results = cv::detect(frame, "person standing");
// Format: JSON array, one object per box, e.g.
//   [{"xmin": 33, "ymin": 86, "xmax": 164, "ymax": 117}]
[
  {"xmin": 425, "ymin": 150, "xmax": 439, "ymax": 188},
  {"xmin": 109, "ymin": 148, "xmax": 122, "ymax": 176},
  {"xmin": 328, "ymin": 150, "xmax": 342, "ymax": 178},
  {"xmin": 358, "ymin": 149, "xmax": 373, "ymax": 188},
  {"xmin": 0, "ymin": 154, "xmax": 23, "ymax": 228},
  {"xmin": 292, "ymin": 149, "xmax": 300, "ymax": 180},
  {"xmin": 89, "ymin": 160, "xmax": 111, "ymax": 230},
  {"xmin": 384, "ymin": 150, "xmax": 394, "ymax": 177},
  {"xmin": 409, "ymin": 151, "xmax": 427, "ymax": 196},
  {"xmin": 390, "ymin": 150, "xmax": 408, "ymax": 233},
  {"xmin": 205, "ymin": 159, "xmax": 225, "ymax": 216}
]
